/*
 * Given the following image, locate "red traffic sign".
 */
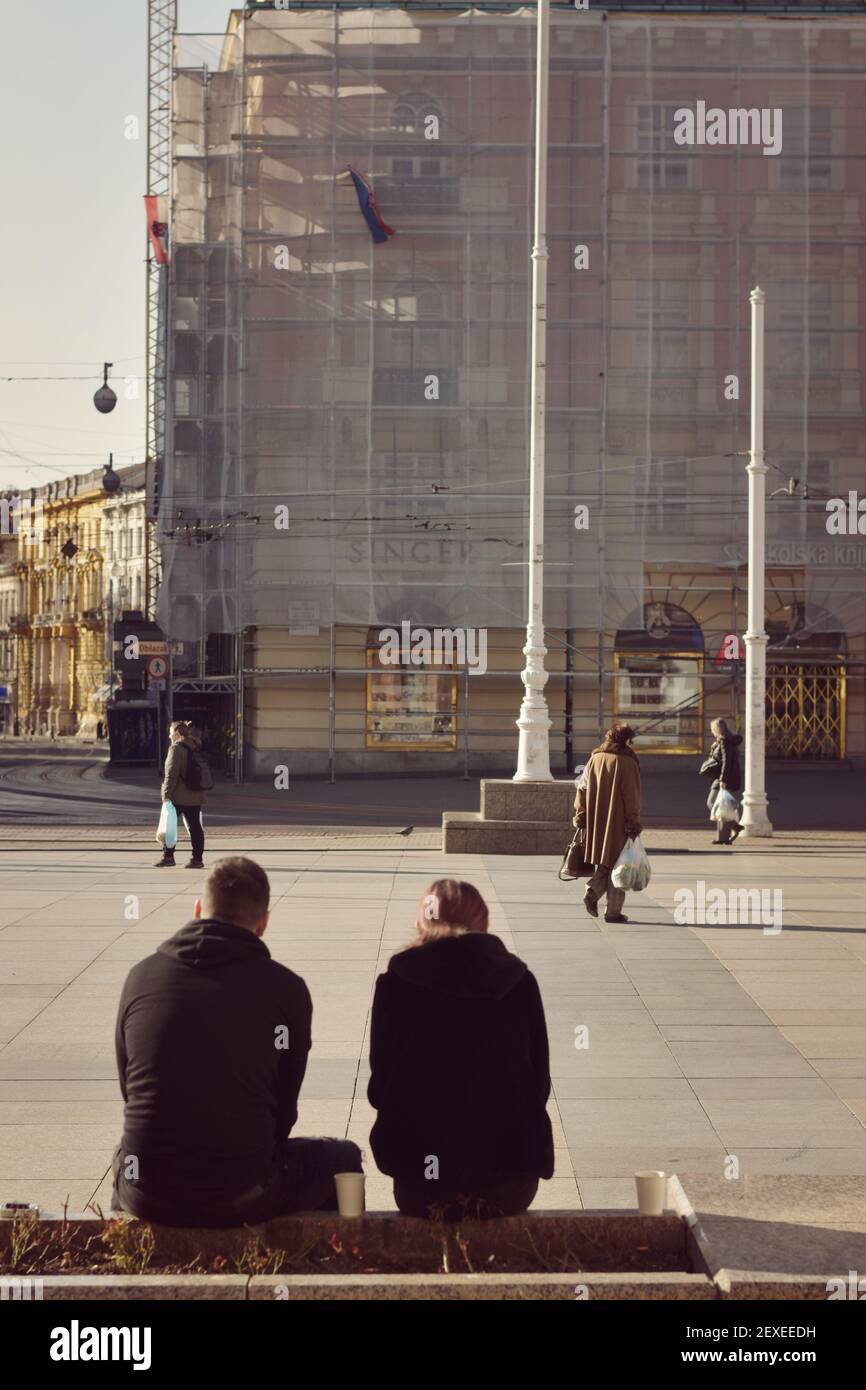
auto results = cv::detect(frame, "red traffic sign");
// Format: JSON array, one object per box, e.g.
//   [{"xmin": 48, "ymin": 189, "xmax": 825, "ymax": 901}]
[
  {"xmin": 713, "ymin": 633, "xmax": 744, "ymax": 667},
  {"xmin": 146, "ymin": 655, "xmax": 168, "ymax": 679}
]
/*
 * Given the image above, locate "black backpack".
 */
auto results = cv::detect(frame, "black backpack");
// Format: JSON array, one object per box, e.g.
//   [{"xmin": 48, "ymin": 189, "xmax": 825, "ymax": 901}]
[{"xmin": 183, "ymin": 743, "xmax": 214, "ymax": 792}]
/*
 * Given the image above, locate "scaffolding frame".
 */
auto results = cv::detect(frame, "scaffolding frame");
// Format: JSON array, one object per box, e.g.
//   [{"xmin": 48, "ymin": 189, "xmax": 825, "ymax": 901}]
[
  {"xmin": 145, "ymin": 0, "xmax": 177, "ymax": 620},
  {"xmin": 160, "ymin": 5, "xmax": 866, "ymax": 779}
]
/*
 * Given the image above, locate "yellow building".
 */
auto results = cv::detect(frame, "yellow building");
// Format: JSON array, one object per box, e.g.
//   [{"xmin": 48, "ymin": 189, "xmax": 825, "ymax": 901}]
[{"xmin": 15, "ymin": 469, "xmax": 110, "ymax": 738}]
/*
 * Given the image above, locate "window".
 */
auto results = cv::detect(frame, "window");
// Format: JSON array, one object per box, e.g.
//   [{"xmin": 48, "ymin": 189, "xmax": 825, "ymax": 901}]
[
  {"xmin": 392, "ymin": 104, "xmax": 416, "ymax": 133},
  {"xmin": 777, "ymin": 334, "xmax": 832, "ymax": 373},
  {"xmin": 805, "ymin": 458, "xmax": 832, "ymax": 540},
  {"xmin": 377, "ymin": 281, "xmax": 445, "ymax": 369},
  {"xmin": 633, "ymin": 280, "xmax": 690, "ymax": 372},
  {"xmin": 366, "ymin": 630, "xmax": 457, "ymax": 751},
  {"xmin": 636, "ymin": 105, "xmax": 690, "ymax": 191},
  {"xmin": 614, "ymin": 652, "xmax": 703, "ymax": 752},
  {"xmin": 779, "ymin": 107, "xmax": 832, "ymax": 192},
  {"xmin": 391, "ymin": 92, "xmax": 443, "ymax": 136},
  {"xmin": 635, "ymin": 279, "xmax": 690, "ymax": 327},
  {"xmin": 382, "ymin": 155, "xmax": 453, "ymax": 211},
  {"xmin": 174, "ymin": 377, "xmax": 198, "ymax": 417},
  {"xmin": 637, "ymin": 457, "xmax": 690, "ymax": 534},
  {"xmin": 777, "ymin": 281, "xmax": 833, "ymax": 372},
  {"xmin": 779, "ymin": 280, "xmax": 832, "ymax": 327}
]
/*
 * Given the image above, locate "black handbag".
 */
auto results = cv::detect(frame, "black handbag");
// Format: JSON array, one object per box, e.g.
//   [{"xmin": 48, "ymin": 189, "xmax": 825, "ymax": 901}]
[
  {"xmin": 558, "ymin": 825, "xmax": 593, "ymax": 881},
  {"xmin": 699, "ymin": 756, "xmax": 721, "ymax": 778}
]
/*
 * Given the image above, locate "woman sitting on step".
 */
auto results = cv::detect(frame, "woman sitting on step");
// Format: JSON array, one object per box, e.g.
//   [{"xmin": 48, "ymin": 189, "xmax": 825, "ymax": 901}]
[{"xmin": 367, "ymin": 879, "xmax": 554, "ymax": 1220}]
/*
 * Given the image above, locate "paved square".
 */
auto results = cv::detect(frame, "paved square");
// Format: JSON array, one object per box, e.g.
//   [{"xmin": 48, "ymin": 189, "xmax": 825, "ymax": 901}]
[{"xmin": 1, "ymin": 830, "xmax": 865, "ymax": 1214}]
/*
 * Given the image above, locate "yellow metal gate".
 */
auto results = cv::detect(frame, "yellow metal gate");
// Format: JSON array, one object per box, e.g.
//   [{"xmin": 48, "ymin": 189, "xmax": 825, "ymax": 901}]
[{"xmin": 765, "ymin": 663, "xmax": 846, "ymax": 760}]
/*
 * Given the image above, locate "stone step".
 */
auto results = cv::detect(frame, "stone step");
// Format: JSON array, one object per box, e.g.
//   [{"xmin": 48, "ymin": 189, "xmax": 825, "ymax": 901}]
[{"xmin": 442, "ymin": 811, "xmax": 569, "ymax": 855}]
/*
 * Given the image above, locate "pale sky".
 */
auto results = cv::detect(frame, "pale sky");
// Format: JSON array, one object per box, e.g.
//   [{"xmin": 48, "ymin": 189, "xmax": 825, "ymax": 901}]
[{"xmin": 0, "ymin": 0, "xmax": 233, "ymax": 492}]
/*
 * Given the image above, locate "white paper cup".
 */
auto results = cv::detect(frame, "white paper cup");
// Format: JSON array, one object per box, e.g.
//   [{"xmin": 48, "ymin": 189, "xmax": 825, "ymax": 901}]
[
  {"xmin": 635, "ymin": 1171, "xmax": 667, "ymax": 1216},
  {"xmin": 334, "ymin": 1172, "xmax": 365, "ymax": 1218}
]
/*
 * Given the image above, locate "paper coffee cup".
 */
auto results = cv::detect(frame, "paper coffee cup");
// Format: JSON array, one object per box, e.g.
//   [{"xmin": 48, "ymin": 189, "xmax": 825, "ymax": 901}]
[
  {"xmin": 334, "ymin": 1172, "xmax": 365, "ymax": 1218},
  {"xmin": 635, "ymin": 1171, "xmax": 667, "ymax": 1216}
]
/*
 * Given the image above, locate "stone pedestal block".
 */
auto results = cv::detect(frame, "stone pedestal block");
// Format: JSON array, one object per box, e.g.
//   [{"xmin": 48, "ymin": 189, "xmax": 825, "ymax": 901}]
[{"xmin": 443, "ymin": 779, "xmax": 575, "ymax": 854}]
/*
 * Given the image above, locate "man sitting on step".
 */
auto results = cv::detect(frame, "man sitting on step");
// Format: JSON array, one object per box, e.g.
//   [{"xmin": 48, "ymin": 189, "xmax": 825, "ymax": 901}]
[{"xmin": 112, "ymin": 856, "xmax": 362, "ymax": 1226}]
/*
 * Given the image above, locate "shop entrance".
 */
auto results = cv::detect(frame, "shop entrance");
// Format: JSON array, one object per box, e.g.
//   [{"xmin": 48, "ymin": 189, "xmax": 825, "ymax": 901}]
[
  {"xmin": 766, "ymin": 663, "xmax": 846, "ymax": 760},
  {"xmin": 614, "ymin": 602, "xmax": 705, "ymax": 752},
  {"xmin": 169, "ymin": 685, "xmax": 239, "ymax": 779}
]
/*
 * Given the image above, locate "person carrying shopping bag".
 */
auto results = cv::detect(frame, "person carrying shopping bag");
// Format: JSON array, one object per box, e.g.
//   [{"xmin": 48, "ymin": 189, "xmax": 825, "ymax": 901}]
[
  {"xmin": 574, "ymin": 723, "xmax": 642, "ymax": 924},
  {"xmin": 705, "ymin": 717, "xmax": 744, "ymax": 846},
  {"xmin": 155, "ymin": 720, "xmax": 211, "ymax": 869}
]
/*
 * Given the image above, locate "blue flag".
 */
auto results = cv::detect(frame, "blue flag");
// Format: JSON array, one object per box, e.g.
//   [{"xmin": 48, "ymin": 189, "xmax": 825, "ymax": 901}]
[{"xmin": 347, "ymin": 167, "xmax": 396, "ymax": 244}]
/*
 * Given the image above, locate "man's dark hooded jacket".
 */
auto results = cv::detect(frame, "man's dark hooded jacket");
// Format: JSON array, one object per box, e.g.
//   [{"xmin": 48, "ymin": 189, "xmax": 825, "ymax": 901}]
[
  {"xmin": 114, "ymin": 918, "xmax": 312, "ymax": 1219},
  {"xmin": 368, "ymin": 933, "xmax": 554, "ymax": 1185}
]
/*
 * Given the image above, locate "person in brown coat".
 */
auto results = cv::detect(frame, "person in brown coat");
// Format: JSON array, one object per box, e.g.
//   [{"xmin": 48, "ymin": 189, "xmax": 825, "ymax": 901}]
[{"xmin": 574, "ymin": 723, "xmax": 642, "ymax": 923}]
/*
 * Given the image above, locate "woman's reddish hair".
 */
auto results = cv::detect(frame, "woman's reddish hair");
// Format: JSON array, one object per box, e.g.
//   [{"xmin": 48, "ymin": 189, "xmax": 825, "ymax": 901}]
[{"xmin": 411, "ymin": 878, "xmax": 490, "ymax": 945}]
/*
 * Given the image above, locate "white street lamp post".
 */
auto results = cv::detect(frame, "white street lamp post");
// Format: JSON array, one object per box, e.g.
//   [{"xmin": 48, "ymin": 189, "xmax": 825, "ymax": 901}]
[
  {"xmin": 514, "ymin": 0, "xmax": 553, "ymax": 783},
  {"xmin": 741, "ymin": 286, "xmax": 773, "ymax": 837}
]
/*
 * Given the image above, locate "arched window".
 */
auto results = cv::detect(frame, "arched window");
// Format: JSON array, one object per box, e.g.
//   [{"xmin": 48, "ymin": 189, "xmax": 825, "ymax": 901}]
[{"xmin": 391, "ymin": 91, "xmax": 442, "ymax": 135}]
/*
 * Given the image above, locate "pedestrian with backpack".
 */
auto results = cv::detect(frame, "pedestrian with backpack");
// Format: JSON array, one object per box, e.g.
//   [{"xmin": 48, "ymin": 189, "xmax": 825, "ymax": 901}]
[{"xmin": 155, "ymin": 720, "xmax": 213, "ymax": 869}]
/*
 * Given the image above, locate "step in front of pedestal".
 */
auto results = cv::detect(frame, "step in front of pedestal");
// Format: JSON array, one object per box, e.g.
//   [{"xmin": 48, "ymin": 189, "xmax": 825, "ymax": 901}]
[{"xmin": 442, "ymin": 812, "xmax": 568, "ymax": 855}]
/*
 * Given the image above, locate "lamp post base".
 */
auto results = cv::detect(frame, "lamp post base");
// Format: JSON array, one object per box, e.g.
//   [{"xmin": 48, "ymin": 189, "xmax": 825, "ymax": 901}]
[
  {"xmin": 514, "ymin": 701, "xmax": 553, "ymax": 783},
  {"xmin": 739, "ymin": 794, "xmax": 773, "ymax": 838}
]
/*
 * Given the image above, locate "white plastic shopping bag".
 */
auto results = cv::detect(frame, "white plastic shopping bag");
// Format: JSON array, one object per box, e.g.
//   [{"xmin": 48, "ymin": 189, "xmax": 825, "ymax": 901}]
[
  {"xmin": 710, "ymin": 789, "xmax": 739, "ymax": 824},
  {"xmin": 611, "ymin": 836, "xmax": 651, "ymax": 892},
  {"xmin": 157, "ymin": 801, "xmax": 178, "ymax": 850}
]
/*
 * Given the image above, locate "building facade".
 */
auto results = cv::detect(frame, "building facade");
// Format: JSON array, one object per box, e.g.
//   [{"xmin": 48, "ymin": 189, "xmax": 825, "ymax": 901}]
[
  {"xmin": 0, "ymin": 530, "xmax": 17, "ymax": 734},
  {"xmin": 103, "ymin": 476, "xmax": 149, "ymax": 639},
  {"xmin": 159, "ymin": 1, "xmax": 866, "ymax": 777},
  {"xmin": 13, "ymin": 465, "xmax": 147, "ymax": 738}
]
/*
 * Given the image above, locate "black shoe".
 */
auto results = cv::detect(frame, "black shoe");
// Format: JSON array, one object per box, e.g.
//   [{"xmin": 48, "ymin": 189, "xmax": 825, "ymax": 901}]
[
  {"xmin": 605, "ymin": 912, "xmax": 629, "ymax": 924},
  {"xmin": 155, "ymin": 855, "xmax": 176, "ymax": 867},
  {"xmin": 730, "ymin": 824, "xmax": 743, "ymax": 842},
  {"xmin": 710, "ymin": 839, "xmax": 728, "ymax": 845},
  {"xmin": 185, "ymin": 857, "xmax": 204, "ymax": 869},
  {"xmin": 583, "ymin": 894, "xmax": 599, "ymax": 918}
]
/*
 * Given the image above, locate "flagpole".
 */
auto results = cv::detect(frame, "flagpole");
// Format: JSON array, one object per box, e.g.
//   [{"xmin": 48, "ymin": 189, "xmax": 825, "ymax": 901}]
[
  {"xmin": 514, "ymin": 0, "xmax": 553, "ymax": 783},
  {"xmin": 740, "ymin": 286, "xmax": 773, "ymax": 837}
]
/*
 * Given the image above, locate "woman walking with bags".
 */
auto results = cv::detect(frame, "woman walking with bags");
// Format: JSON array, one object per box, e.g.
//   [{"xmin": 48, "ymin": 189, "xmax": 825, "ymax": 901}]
[
  {"xmin": 574, "ymin": 723, "xmax": 642, "ymax": 924},
  {"xmin": 705, "ymin": 717, "xmax": 744, "ymax": 846}
]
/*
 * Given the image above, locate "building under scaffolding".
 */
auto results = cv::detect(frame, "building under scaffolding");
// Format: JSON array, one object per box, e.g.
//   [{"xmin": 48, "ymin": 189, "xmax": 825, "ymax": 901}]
[{"xmin": 156, "ymin": 2, "xmax": 866, "ymax": 779}]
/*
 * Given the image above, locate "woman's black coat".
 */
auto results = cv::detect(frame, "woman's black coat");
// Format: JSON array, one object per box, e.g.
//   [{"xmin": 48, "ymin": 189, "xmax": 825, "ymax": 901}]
[
  {"xmin": 367, "ymin": 932, "xmax": 555, "ymax": 1185},
  {"xmin": 709, "ymin": 732, "xmax": 743, "ymax": 793}
]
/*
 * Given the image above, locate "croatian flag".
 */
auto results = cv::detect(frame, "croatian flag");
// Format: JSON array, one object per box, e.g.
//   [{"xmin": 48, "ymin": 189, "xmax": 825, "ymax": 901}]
[
  {"xmin": 347, "ymin": 167, "xmax": 395, "ymax": 244},
  {"xmin": 145, "ymin": 194, "xmax": 170, "ymax": 265}
]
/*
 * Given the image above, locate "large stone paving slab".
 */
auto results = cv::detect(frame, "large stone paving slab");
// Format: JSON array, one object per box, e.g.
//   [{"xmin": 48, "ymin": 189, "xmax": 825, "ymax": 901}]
[{"xmin": 1, "ymin": 831, "xmax": 865, "ymax": 1216}]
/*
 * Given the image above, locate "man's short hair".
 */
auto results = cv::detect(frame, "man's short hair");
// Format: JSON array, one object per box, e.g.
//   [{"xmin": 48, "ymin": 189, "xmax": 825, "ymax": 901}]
[{"xmin": 202, "ymin": 856, "xmax": 270, "ymax": 929}]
